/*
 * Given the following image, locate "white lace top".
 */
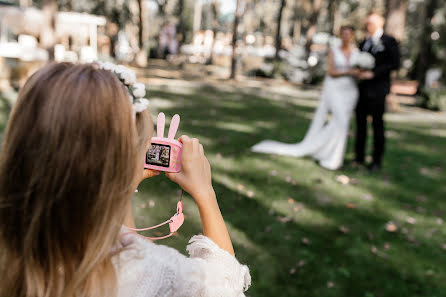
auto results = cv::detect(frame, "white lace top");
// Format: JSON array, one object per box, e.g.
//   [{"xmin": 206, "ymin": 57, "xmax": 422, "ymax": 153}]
[{"xmin": 114, "ymin": 229, "xmax": 251, "ymax": 297}]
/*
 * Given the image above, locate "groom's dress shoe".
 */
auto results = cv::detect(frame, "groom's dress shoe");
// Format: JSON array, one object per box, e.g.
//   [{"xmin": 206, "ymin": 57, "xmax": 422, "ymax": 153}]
[
  {"xmin": 350, "ymin": 159, "xmax": 365, "ymax": 169},
  {"xmin": 367, "ymin": 163, "xmax": 381, "ymax": 172}
]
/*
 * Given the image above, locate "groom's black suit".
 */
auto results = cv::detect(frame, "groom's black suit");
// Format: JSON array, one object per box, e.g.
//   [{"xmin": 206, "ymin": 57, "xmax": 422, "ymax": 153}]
[{"xmin": 355, "ymin": 33, "xmax": 400, "ymax": 166}]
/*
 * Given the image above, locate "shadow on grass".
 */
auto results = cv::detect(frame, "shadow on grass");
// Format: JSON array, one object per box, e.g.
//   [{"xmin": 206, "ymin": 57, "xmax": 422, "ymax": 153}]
[{"xmin": 134, "ymin": 86, "xmax": 446, "ymax": 297}]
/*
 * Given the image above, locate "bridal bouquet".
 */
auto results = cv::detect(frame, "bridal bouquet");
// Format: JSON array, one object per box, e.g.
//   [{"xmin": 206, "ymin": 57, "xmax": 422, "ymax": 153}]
[{"xmin": 350, "ymin": 52, "xmax": 375, "ymax": 70}]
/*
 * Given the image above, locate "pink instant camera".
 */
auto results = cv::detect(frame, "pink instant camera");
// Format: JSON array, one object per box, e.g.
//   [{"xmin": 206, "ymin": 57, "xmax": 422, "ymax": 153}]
[{"xmin": 145, "ymin": 113, "xmax": 182, "ymax": 173}]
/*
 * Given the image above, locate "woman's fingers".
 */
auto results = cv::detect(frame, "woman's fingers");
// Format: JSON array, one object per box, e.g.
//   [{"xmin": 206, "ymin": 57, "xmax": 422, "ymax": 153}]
[{"xmin": 142, "ymin": 169, "xmax": 161, "ymax": 179}]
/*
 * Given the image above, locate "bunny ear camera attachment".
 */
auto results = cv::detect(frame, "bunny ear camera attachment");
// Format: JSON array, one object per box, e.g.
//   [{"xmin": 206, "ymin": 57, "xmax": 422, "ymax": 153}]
[{"xmin": 145, "ymin": 113, "xmax": 183, "ymax": 173}]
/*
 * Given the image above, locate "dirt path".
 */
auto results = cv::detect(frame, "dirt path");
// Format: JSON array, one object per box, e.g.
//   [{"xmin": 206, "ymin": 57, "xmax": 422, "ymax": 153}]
[{"xmin": 138, "ymin": 60, "xmax": 446, "ymax": 125}]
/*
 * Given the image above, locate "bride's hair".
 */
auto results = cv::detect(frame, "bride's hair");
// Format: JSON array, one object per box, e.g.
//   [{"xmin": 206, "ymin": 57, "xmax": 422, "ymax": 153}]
[
  {"xmin": 340, "ymin": 24, "xmax": 355, "ymax": 33},
  {"xmin": 0, "ymin": 63, "xmax": 152, "ymax": 297}
]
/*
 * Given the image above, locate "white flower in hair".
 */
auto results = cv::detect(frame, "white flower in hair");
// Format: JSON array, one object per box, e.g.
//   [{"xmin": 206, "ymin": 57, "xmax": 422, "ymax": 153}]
[
  {"xmin": 114, "ymin": 65, "xmax": 127, "ymax": 74},
  {"xmin": 133, "ymin": 98, "xmax": 150, "ymax": 113},
  {"xmin": 132, "ymin": 82, "xmax": 146, "ymax": 98},
  {"xmin": 101, "ymin": 62, "xmax": 116, "ymax": 71},
  {"xmin": 96, "ymin": 61, "xmax": 150, "ymax": 117},
  {"xmin": 120, "ymin": 69, "xmax": 137, "ymax": 85}
]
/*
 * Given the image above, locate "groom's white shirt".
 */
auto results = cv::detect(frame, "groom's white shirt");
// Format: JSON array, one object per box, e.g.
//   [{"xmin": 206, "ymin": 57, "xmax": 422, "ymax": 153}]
[{"xmin": 363, "ymin": 28, "xmax": 384, "ymax": 51}]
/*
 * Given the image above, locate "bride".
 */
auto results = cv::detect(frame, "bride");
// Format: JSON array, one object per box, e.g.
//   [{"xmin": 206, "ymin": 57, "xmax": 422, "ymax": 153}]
[{"xmin": 252, "ymin": 25, "xmax": 360, "ymax": 170}]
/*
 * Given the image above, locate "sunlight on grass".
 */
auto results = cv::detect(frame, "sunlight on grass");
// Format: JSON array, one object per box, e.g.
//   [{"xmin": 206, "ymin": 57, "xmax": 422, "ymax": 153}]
[{"xmin": 215, "ymin": 121, "xmax": 256, "ymax": 133}]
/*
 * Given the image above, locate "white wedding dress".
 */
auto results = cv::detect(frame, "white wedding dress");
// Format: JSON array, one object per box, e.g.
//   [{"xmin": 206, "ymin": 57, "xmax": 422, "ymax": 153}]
[{"xmin": 252, "ymin": 45, "xmax": 359, "ymax": 170}]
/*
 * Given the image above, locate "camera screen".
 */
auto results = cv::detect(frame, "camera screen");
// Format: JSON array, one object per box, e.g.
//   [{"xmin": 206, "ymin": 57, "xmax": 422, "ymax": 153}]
[{"xmin": 146, "ymin": 144, "xmax": 171, "ymax": 167}]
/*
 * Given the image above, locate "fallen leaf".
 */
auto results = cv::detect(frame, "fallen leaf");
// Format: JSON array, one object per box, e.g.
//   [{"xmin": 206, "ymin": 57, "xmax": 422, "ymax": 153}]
[
  {"xmin": 294, "ymin": 205, "xmax": 303, "ymax": 212},
  {"xmin": 289, "ymin": 268, "xmax": 296, "ymax": 275},
  {"xmin": 361, "ymin": 194, "xmax": 374, "ymax": 201},
  {"xmin": 441, "ymin": 243, "xmax": 446, "ymax": 250},
  {"xmin": 416, "ymin": 195, "xmax": 427, "ymax": 203},
  {"xmin": 339, "ymin": 225, "xmax": 350, "ymax": 234},
  {"xmin": 301, "ymin": 237, "xmax": 310, "ymax": 245},
  {"xmin": 371, "ymin": 245, "xmax": 378, "ymax": 254},
  {"xmin": 277, "ymin": 216, "xmax": 292, "ymax": 223},
  {"xmin": 149, "ymin": 200, "xmax": 155, "ymax": 208},
  {"xmin": 416, "ymin": 206, "xmax": 426, "ymax": 214},
  {"xmin": 406, "ymin": 235, "xmax": 416, "ymax": 243},
  {"xmin": 346, "ymin": 203, "xmax": 356, "ymax": 209},
  {"xmin": 237, "ymin": 184, "xmax": 245, "ymax": 191},
  {"xmin": 419, "ymin": 167, "xmax": 430, "ymax": 176},
  {"xmin": 327, "ymin": 281, "xmax": 335, "ymax": 288},
  {"xmin": 336, "ymin": 175, "xmax": 350, "ymax": 185},
  {"xmin": 264, "ymin": 226, "xmax": 272, "ymax": 233},
  {"xmin": 296, "ymin": 260, "xmax": 306, "ymax": 267},
  {"xmin": 269, "ymin": 170, "xmax": 278, "ymax": 176},
  {"xmin": 350, "ymin": 178, "xmax": 361, "ymax": 185},
  {"xmin": 140, "ymin": 203, "xmax": 147, "ymax": 209},
  {"xmin": 406, "ymin": 217, "xmax": 416, "ymax": 225},
  {"xmin": 291, "ymin": 180, "xmax": 297, "ymax": 185},
  {"xmin": 383, "ymin": 243, "xmax": 390, "ymax": 250},
  {"xmin": 268, "ymin": 209, "xmax": 275, "ymax": 216},
  {"xmin": 288, "ymin": 198, "xmax": 295, "ymax": 204},
  {"xmin": 313, "ymin": 178, "xmax": 323, "ymax": 184},
  {"xmin": 285, "ymin": 176, "xmax": 292, "ymax": 183},
  {"xmin": 385, "ymin": 222, "xmax": 398, "ymax": 232},
  {"xmin": 436, "ymin": 218, "xmax": 443, "ymax": 225},
  {"xmin": 154, "ymin": 231, "xmax": 163, "ymax": 237},
  {"xmin": 216, "ymin": 153, "xmax": 223, "ymax": 159},
  {"xmin": 316, "ymin": 194, "xmax": 332, "ymax": 205}
]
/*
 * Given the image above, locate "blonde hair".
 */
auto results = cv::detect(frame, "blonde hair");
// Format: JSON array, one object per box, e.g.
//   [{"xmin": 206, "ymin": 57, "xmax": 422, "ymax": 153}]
[{"xmin": 0, "ymin": 63, "xmax": 152, "ymax": 297}]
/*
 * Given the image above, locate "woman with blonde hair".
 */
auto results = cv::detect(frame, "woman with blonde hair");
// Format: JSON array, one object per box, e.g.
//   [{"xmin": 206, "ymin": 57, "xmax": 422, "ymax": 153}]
[{"xmin": 0, "ymin": 62, "xmax": 250, "ymax": 297}]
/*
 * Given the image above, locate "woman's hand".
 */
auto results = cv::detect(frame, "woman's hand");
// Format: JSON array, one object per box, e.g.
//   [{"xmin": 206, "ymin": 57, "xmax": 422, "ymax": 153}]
[
  {"xmin": 349, "ymin": 68, "xmax": 361, "ymax": 77},
  {"xmin": 166, "ymin": 135, "xmax": 214, "ymax": 204},
  {"xmin": 142, "ymin": 169, "xmax": 161, "ymax": 180}
]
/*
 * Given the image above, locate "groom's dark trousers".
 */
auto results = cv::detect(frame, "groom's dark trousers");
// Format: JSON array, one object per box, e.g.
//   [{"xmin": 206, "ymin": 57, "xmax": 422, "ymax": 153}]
[{"xmin": 355, "ymin": 34, "xmax": 400, "ymax": 166}]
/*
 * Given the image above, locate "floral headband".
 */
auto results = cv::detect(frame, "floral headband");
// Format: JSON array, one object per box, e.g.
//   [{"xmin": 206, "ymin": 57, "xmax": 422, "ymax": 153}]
[{"xmin": 97, "ymin": 61, "xmax": 150, "ymax": 118}]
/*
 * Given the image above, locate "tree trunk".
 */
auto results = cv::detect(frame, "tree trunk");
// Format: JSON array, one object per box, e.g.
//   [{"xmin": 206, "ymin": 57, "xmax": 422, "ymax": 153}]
[
  {"xmin": 19, "ymin": 0, "xmax": 31, "ymax": 7},
  {"xmin": 305, "ymin": 0, "xmax": 323, "ymax": 53},
  {"xmin": 230, "ymin": 0, "xmax": 241, "ymax": 79},
  {"xmin": 416, "ymin": 0, "xmax": 438, "ymax": 89},
  {"xmin": 136, "ymin": 0, "xmax": 147, "ymax": 67},
  {"xmin": 193, "ymin": 0, "xmax": 202, "ymax": 34},
  {"xmin": 41, "ymin": 0, "xmax": 57, "ymax": 61},
  {"xmin": 207, "ymin": 0, "xmax": 219, "ymax": 65},
  {"xmin": 328, "ymin": 0, "xmax": 339, "ymax": 34},
  {"xmin": 385, "ymin": 0, "xmax": 407, "ymax": 41},
  {"xmin": 177, "ymin": 0, "xmax": 186, "ymax": 46},
  {"xmin": 138, "ymin": 0, "xmax": 144, "ymax": 49},
  {"xmin": 274, "ymin": 0, "xmax": 286, "ymax": 60},
  {"xmin": 291, "ymin": 1, "xmax": 302, "ymax": 44}
]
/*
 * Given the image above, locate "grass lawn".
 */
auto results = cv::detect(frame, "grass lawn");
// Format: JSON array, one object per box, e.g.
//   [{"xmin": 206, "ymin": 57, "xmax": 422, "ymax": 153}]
[
  {"xmin": 1, "ymin": 81, "xmax": 444, "ymax": 297},
  {"xmin": 135, "ymin": 84, "xmax": 446, "ymax": 297}
]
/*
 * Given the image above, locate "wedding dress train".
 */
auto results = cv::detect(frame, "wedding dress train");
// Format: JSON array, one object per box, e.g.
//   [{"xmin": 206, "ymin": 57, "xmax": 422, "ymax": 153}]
[{"xmin": 252, "ymin": 46, "xmax": 359, "ymax": 170}]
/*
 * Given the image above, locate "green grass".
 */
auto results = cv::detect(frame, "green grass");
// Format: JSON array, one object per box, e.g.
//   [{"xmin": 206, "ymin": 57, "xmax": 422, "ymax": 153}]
[
  {"xmin": 1, "ymin": 83, "xmax": 444, "ymax": 297},
  {"xmin": 135, "ymin": 85, "xmax": 446, "ymax": 297}
]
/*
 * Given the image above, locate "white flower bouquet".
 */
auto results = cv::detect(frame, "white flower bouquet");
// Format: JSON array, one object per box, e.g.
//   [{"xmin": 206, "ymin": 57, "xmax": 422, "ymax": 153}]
[{"xmin": 350, "ymin": 52, "xmax": 375, "ymax": 70}]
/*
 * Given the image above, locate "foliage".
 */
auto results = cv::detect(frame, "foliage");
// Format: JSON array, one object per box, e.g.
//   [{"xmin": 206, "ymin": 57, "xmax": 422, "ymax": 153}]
[{"xmin": 419, "ymin": 88, "xmax": 446, "ymax": 111}]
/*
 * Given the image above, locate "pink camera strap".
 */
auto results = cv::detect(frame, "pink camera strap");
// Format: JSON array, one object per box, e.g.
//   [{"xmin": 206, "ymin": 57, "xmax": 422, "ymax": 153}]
[{"xmin": 126, "ymin": 191, "xmax": 184, "ymax": 241}]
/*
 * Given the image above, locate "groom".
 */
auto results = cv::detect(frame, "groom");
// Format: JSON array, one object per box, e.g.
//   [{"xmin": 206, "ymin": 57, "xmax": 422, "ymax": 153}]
[{"xmin": 355, "ymin": 13, "xmax": 400, "ymax": 171}]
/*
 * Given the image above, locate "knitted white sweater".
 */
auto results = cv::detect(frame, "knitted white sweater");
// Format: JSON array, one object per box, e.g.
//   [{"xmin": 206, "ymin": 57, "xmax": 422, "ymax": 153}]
[{"xmin": 114, "ymin": 229, "xmax": 251, "ymax": 297}]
